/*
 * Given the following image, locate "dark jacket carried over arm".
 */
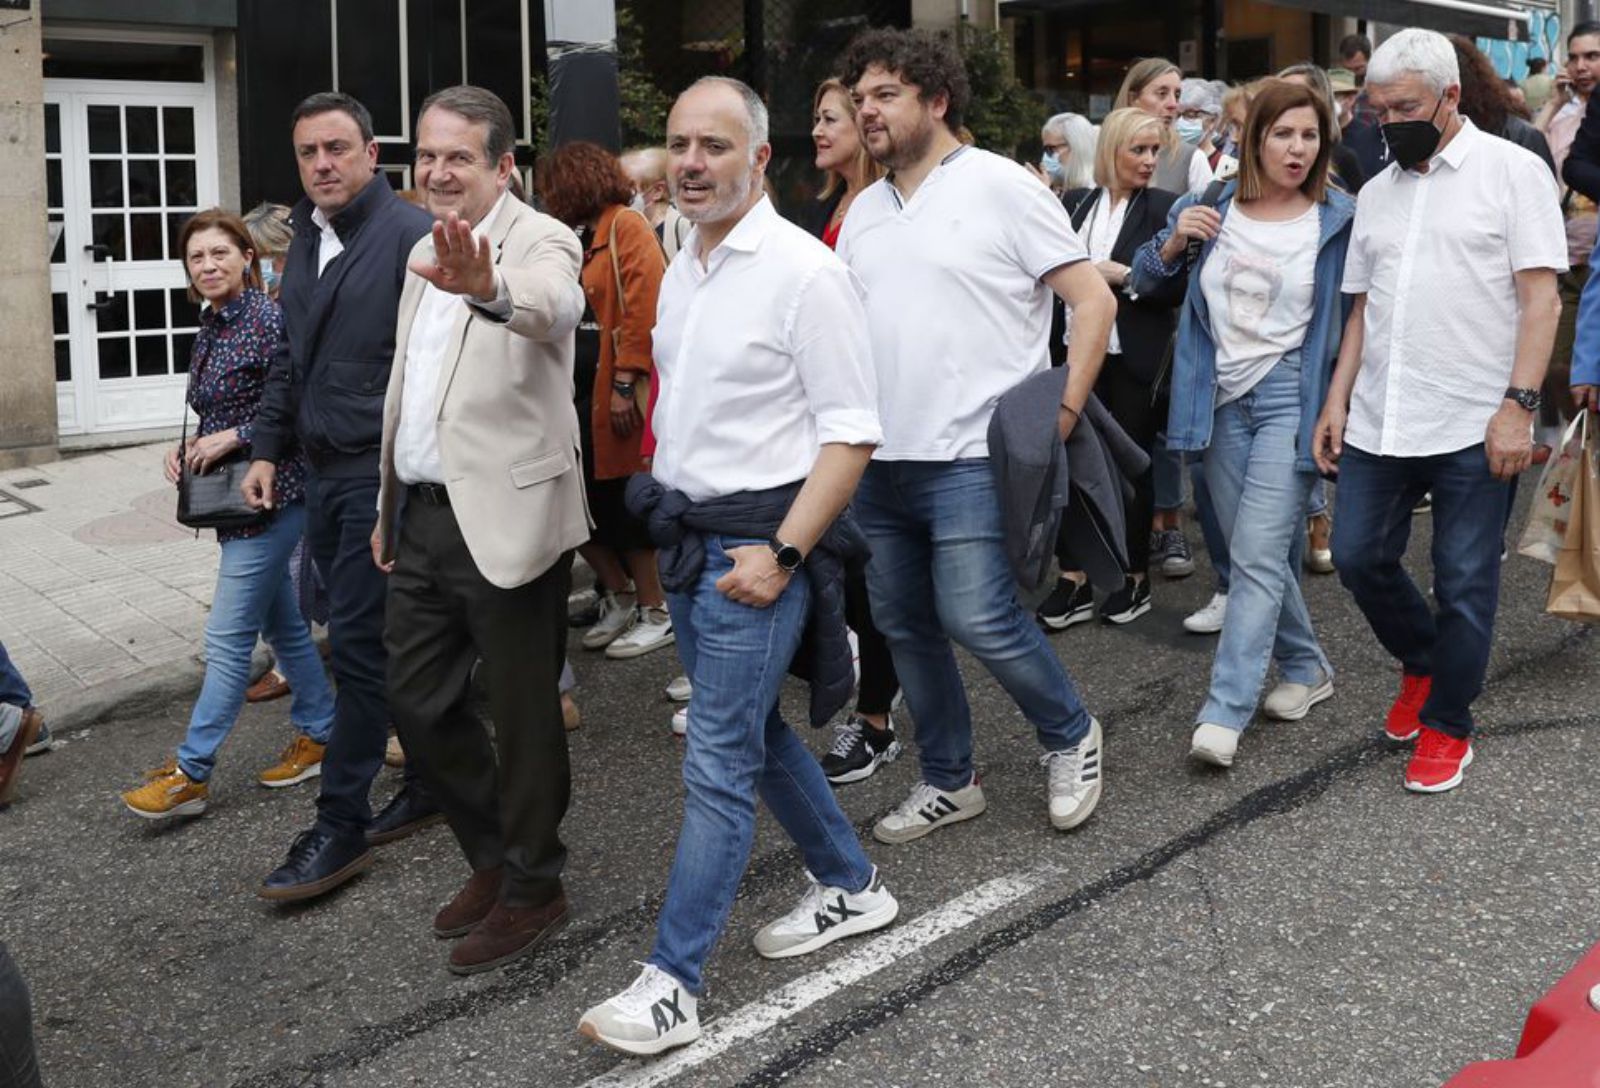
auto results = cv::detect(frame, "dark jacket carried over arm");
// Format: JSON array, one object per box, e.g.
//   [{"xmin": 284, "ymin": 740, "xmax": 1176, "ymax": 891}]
[
  {"xmin": 252, "ymin": 173, "xmax": 434, "ymax": 478},
  {"xmin": 1564, "ymin": 94, "xmax": 1600, "ymax": 200},
  {"xmin": 625, "ymin": 475, "xmax": 867, "ymax": 727},
  {"xmin": 988, "ymin": 368, "xmax": 1151, "ymax": 594}
]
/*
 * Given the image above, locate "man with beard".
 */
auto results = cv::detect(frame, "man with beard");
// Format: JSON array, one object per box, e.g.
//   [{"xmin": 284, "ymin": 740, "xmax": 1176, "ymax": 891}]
[
  {"xmin": 577, "ymin": 76, "xmax": 896, "ymax": 1057},
  {"xmin": 834, "ymin": 28, "xmax": 1117, "ymax": 843}
]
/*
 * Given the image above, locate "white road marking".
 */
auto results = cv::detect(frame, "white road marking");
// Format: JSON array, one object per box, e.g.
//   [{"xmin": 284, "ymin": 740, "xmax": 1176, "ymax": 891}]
[{"xmin": 579, "ymin": 867, "xmax": 1056, "ymax": 1088}]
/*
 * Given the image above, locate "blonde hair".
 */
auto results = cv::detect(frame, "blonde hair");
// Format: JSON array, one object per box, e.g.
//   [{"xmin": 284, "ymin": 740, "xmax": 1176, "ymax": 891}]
[
  {"xmin": 813, "ymin": 79, "xmax": 884, "ymax": 201},
  {"xmin": 1115, "ymin": 58, "xmax": 1182, "ymax": 110},
  {"xmin": 1093, "ymin": 108, "xmax": 1166, "ymax": 190}
]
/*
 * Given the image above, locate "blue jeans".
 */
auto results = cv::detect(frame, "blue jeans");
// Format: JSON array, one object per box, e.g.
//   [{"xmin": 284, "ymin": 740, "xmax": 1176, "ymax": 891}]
[
  {"xmin": 649, "ymin": 536, "xmax": 874, "ymax": 995},
  {"xmin": 855, "ymin": 460, "xmax": 1092, "ymax": 791},
  {"xmin": 1153, "ymin": 431, "xmax": 1184, "ymax": 512},
  {"xmin": 1199, "ymin": 358, "xmax": 1330, "ymax": 730},
  {"xmin": 1331, "ymin": 443, "xmax": 1509, "ymax": 739},
  {"xmin": 1192, "ymin": 460, "xmax": 1232, "ymax": 593},
  {"xmin": 0, "ymin": 642, "xmax": 31, "ymax": 711},
  {"xmin": 176, "ymin": 504, "xmax": 335, "ymax": 782},
  {"xmin": 0, "ymin": 943, "xmax": 40, "ymax": 1088}
]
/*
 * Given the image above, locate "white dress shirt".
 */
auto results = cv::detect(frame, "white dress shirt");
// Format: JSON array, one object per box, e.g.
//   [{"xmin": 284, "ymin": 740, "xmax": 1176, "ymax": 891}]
[
  {"xmin": 837, "ymin": 147, "xmax": 1089, "ymax": 461},
  {"xmin": 312, "ymin": 206, "xmax": 343, "ymax": 276},
  {"xmin": 395, "ymin": 191, "xmax": 512, "ymax": 486},
  {"xmin": 650, "ymin": 195, "xmax": 882, "ymax": 503},
  {"xmin": 1341, "ymin": 119, "xmax": 1568, "ymax": 458},
  {"xmin": 1065, "ymin": 189, "xmax": 1129, "ymax": 356}
]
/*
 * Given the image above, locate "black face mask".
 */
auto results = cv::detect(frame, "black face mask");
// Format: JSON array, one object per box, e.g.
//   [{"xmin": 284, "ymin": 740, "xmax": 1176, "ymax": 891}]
[{"xmin": 1381, "ymin": 98, "xmax": 1444, "ymax": 170}]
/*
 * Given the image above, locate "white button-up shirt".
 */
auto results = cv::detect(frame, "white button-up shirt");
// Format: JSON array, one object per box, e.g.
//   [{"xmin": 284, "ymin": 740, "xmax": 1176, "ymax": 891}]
[
  {"xmin": 650, "ymin": 196, "xmax": 882, "ymax": 502},
  {"xmin": 312, "ymin": 206, "xmax": 343, "ymax": 276},
  {"xmin": 1341, "ymin": 118, "xmax": 1567, "ymax": 458},
  {"xmin": 395, "ymin": 192, "xmax": 511, "ymax": 486},
  {"xmin": 837, "ymin": 147, "xmax": 1089, "ymax": 461}
]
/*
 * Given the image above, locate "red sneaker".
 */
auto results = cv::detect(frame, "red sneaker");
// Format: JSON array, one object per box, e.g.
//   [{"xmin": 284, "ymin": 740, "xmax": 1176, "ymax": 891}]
[
  {"xmin": 1384, "ymin": 674, "xmax": 1431, "ymax": 742},
  {"xmin": 1404, "ymin": 727, "xmax": 1473, "ymax": 793}
]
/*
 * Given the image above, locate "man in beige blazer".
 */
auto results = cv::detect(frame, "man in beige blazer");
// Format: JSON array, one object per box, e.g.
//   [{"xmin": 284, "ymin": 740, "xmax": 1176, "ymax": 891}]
[{"xmin": 373, "ymin": 85, "xmax": 586, "ymax": 975}]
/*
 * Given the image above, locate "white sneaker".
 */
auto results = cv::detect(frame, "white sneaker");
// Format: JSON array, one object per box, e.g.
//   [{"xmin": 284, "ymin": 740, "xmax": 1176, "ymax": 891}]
[
  {"xmin": 1262, "ymin": 674, "xmax": 1334, "ymax": 722},
  {"xmin": 1041, "ymin": 716, "xmax": 1103, "ymax": 830},
  {"xmin": 578, "ymin": 964, "xmax": 700, "ymax": 1057},
  {"xmin": 1190, "ymin": 722, "xmax": 1240, "ymax": 767},
  {"xmin": 582, "ymin": 591, "xmax": 637, "ymax": 650},
  {"xmin": 1183, "ymin": 592, "xmax": 1228, "ymax": 635},
  {"xmin": 873, "ymin": 779, "xmax": 987, "ymax": 844},
  {"xmin": 752, "ymin": 868, "xmax": 899, "ymax": 959},
  {"xmin": 670, "ymin": 706, "xmax": 688, "ymax": 737},
  {"xmin": 605, "ymin": 605, "xmax": 674, "ymax": 659},
  {"xmin": 665, "ymin": 675, "xmax": 692, "ymax": 703}
]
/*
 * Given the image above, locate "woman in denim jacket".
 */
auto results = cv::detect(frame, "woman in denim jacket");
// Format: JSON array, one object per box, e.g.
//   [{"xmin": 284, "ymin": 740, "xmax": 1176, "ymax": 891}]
[{"xmin": 1131, "ymin": 80, "xmax": 1355, "ymax": 768}]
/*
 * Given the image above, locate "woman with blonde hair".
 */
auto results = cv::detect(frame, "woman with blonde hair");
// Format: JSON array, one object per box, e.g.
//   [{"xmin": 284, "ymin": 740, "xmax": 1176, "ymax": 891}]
[
  {"xmin": 802, "ymin": 78, "xmax": 886, "ymax": 247},
  {"xmin": 1116, "ymin": 57, "xmax": 1214, "ymax": 194}
]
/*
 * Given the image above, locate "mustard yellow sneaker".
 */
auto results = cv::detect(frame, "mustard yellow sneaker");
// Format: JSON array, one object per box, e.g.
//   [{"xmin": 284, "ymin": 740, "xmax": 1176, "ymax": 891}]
[
  {"xmin": 122, "ymin": 762, "xmax": 208, "ymax": 820},
  {"xmin": 259, "ymin": 733, "xmax": 325, "ymax": 789}
]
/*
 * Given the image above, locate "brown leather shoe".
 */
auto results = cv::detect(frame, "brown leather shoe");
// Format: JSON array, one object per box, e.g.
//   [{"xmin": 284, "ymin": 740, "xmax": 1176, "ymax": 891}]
[
  {"xmin": 433, "ymin": 866, "xmax": 504, "ymax": 938},
  {"xmin": 0, "ymin": 710, "xmax": 44, "ymax": 807},
  {"xmin": 246, "ymin": 670, "xmax": 291, "ymax": 703},
  {"xmin": 447, "ymin": 893, "xmax": 568, "ymax": 975}
]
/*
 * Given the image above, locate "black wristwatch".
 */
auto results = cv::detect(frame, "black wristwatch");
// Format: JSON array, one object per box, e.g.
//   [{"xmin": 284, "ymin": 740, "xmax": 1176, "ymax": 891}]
[
  {"xmin": 1505, "ymin": 386, "xmax": 1542, "ymax": 412},
  {"xmin": 768, "ymin": 537, "xmax": 803, "ymax": 574}
]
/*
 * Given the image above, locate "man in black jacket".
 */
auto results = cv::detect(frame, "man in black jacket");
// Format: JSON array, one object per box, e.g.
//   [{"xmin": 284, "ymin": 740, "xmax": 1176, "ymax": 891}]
[{"xmin": 243, "ymin": 92, "xmax": 439, "ymax": 902}]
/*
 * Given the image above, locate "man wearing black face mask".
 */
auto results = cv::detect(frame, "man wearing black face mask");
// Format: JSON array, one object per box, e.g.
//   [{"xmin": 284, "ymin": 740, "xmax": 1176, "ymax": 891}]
[{"xmin": 1312, "ymin": 28, "xmax": 1567, "ymax": 796}]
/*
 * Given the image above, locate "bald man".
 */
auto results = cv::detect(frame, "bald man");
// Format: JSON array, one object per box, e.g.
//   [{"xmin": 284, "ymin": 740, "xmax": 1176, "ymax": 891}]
[{"xmin": 620, "ymin": 146, "xmax": 690, "ymax": 261}]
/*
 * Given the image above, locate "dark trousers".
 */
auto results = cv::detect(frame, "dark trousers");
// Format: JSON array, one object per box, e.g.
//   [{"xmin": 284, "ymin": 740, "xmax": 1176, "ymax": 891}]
[
  {"xmin": 1331, "ymin": 444, "xmax": 1509, "ymax": 739},
  {"xmin": 843, "ymin": 567, "xmax": 899, "ymax": 716},
  {"xmin": 1058, "ymin": 356, "xmax": 1159, "ymax": 574},
  {"xmin": 306, "ymin": 473, "xmax": 420, "ymax": 836},
  {"xmin": 0, "ymin": 642, "xmax": 32, "ymax": 710},
  {"xmin": 0, "ymin": 944, "xmax": 41, "ymax": 1088},
  {"xmin": 385, "ymin": 498, "xmax": 573, "ymax": 907}
]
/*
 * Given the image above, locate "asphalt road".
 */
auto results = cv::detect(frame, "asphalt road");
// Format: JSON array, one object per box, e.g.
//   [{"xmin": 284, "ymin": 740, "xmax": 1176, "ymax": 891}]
[{"xmin": 4, "ymin": 501, "xmax": 1598, "ymax": 1088}]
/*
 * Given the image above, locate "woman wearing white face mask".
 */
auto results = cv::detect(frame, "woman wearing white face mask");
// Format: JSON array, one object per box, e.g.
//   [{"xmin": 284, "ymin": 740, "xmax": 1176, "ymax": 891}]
[
  {"xmin": 1176, "ymin": 79, "xmax": 1222, "ymax": 155},
  {"xmin": 1029, "ymin": 112, "xmax": 1096, "ymax": 195}
]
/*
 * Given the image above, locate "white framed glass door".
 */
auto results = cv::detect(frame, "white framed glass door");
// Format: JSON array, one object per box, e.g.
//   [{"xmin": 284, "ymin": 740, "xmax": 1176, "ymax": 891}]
[{"xmin": 46, "ymin": 33, "xmax": 218, "ymax": 438}]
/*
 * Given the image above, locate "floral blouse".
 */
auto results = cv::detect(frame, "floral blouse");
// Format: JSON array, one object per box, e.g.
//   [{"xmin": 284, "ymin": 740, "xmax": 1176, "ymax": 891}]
[{"xmin": 186, "ymin": 287, "xmax": 306, "ymax": 542}]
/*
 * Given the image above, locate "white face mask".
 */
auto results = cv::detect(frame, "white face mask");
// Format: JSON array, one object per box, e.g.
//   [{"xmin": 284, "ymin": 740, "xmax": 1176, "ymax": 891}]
[{"xmin": 628, "ymin": 191, "xmax": 648, "ymax": 214}]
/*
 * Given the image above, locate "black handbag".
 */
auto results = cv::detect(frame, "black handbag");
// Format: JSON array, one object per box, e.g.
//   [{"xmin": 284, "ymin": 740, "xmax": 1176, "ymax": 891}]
[{"xmin": 174, "ymin": 363, "xmax": 270, "ymax": 532}]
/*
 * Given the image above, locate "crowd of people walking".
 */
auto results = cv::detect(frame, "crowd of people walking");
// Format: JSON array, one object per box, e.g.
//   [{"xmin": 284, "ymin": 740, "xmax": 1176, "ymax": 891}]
[{"xmin": 0, "ymin": 17, "xmax": 1589, "ymax": 1076}]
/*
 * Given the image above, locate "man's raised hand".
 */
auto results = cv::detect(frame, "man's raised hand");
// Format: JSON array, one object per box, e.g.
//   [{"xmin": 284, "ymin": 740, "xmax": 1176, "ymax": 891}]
[{"xmin": 408, "ymin": 212, "xmax": 496, "ymax": 302}]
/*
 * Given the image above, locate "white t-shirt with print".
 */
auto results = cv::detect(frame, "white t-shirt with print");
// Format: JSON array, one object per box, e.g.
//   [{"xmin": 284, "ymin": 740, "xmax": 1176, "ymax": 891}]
[{"xmin": 1199, "ymin": 202, "xmax": 1319, "ymax": 405}]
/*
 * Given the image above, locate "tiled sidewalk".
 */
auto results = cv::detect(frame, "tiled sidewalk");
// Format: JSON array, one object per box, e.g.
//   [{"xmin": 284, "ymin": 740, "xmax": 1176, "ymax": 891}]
[{"xmin": 0, "ymin": 442, "xmax": 215, "ymax": 709}]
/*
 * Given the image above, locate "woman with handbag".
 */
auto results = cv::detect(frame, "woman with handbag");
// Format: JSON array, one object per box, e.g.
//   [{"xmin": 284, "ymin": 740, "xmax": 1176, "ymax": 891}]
[
  {"xmin": 1131, "ymin": 80, "xmax": 1354, "ymax": 768},
  {"xmin": 1037, "ymin": 107, "xmax": 1184, "ymax": 629},
  {"xmin": 121, "ymin": 209, "xmax": 335, "ymax": 819},
  {"xmin": 535, "ymin": 142, "xmax": 673, "ymax": 661}
]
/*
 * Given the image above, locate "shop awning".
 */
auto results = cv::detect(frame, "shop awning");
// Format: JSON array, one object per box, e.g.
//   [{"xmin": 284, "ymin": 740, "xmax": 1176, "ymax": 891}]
[{"xmin": 1261, "ymin": 0, "xmax": 1532, "ymax": 41}]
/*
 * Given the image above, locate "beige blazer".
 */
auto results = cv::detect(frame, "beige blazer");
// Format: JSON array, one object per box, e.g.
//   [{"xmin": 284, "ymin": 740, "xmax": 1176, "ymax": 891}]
[{"xmin": 377, "ymin": 196, "xmax": 590, "ymax": 589}]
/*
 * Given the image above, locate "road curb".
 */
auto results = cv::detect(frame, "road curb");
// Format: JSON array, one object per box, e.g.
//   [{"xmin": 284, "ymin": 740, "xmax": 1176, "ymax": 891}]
[{"xmin": 46, "ymin": 645, "xmax": 275, "ymax": 733}]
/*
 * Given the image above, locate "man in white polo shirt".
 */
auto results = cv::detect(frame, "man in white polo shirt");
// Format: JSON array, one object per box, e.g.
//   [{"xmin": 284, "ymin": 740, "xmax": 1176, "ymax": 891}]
[
  {"xmin": 835, "ymin": 28, "xmax": 1118, "ymax": 843},
  {"xmin": 577, "ymin": 76, "xmax": 896, "ymax": 1058},
  {"xmin": 1313, "ymin": 28, "xmax": 1566, "ymax": 795}
]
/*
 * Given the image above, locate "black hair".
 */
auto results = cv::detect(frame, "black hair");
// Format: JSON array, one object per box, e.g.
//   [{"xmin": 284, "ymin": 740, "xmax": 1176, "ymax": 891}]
[
  {"xmin": 1338, "ymin": 33, "xmax": 1372, "ymax": 60},
  {"xmin": 838, "ymin": 27, "xmax": 970, "ymax": 133},
  {"xmin": 1527, "ymin": 56, "xmax": 1548, "ymax": 73},
  {"xmin": 1570, "ymin": 21, "xmax": 1600, "ymax": 45},
  {"xmin": 291, "ymin": 91, "xmax": 375, "ymax": 144}
]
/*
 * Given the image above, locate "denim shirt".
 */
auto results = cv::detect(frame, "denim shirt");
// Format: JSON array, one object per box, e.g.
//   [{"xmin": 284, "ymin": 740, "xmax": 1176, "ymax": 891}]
[{"xmin": 1130, "ymin": 182, "xmax": 1356, "ymax": 473}]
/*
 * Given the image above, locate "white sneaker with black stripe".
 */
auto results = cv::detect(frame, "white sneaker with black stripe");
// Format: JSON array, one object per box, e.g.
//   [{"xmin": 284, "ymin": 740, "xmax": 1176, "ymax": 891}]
[
  {"xmin": 752, "ymin": 867, "xmax": 899, "ymax": 959},
  {"xmin": 873, "ymin": 778, "xmax": 987, "ymax": 844},
  {"xmin": 1042, "ymin": 715, "xmax": 1102, "ymax": 830},
  {"xmin": 578, "ymin": 964, "xmax": 700, "ymax": 1057}
]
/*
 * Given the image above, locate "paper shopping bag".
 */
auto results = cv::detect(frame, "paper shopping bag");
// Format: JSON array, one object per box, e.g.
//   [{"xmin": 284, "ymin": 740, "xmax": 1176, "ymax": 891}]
[
  {"xmin": 1518, "ymin": 414, "xmax": 1585, "ymax": 565},
  {"xmin": 1546, "ymin": 417, "xmax": 1600, "ymax": 623}
]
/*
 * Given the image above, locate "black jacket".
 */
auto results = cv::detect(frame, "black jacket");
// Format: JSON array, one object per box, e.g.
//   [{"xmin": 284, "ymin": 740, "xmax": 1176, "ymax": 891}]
[
  {"xmin": 1500, "ymin": 115, "xmax": 1556, "ymax": 178},
  {"xmin": 1564, "ymin": 95, "xmax": 1600, "ymax": 200},
  {"xmin": 1061, "ymin": 187, "xmax": 1184, "ymax": 385},
  {"xmin": 252, "ymin": 174, "xmax": 434, "ymax": 477},
  {"xmin": 795, "ymin": 187, "xmax": 846, "ymax": 241},
  {"xmin": 624, "ymin": 475, "xmax": 865, "ymax": 728}
]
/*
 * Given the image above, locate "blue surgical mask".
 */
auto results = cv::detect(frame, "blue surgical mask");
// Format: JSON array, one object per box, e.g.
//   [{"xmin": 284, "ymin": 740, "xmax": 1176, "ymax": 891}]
[
  {"xmin": 1040, "ymin": 150, "xmax": 1066, "ymax": 183},
  {"xmin": 1175, "ymin": 118, "xmax": 1206, "ymax": 145},
  {"xmin": 259, "ymin": 257, "xmax": 281, "ymax": 295}
]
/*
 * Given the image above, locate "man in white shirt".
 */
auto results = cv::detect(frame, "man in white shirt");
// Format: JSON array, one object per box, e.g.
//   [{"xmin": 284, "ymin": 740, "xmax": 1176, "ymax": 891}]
[
  {"xmin": 1313, "ymin": 29, "xmax": 1566, "ymax": 795},
  {"xmin": 834, "ymin": 28, "xmax": 1117, "ymax": 843},
  {"xmin": 578, "ymin": 77, "xmax": 897, "ymax": 1059},
  {"xmin": 373, "ymin": 86, "xmax": 588, "ymax": 973}
]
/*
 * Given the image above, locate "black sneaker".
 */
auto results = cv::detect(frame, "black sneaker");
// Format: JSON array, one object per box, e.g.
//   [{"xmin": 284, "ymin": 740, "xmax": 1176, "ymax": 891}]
[
  {"xmin": 1155, "ymin": 530, "xmax": 1195, "ymax": 578},
  {"xmin": 1036, "ymin": 577, "xmax": 1094, "ymax": 631},
  {"xmin": 1098, "ymin": 577, "xmax": 1152, "ymax": 624},
  {"xmin": 821, "ymin": 714, "xmax": 902, "ymax": 785}
]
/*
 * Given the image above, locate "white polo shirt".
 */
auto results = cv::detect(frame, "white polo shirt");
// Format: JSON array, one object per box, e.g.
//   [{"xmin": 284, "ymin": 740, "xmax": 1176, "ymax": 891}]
[
  {"xmin": 1342, "ymin": 118, "xmax": 1567, "ymax": 458},
  {"xmin": 650, "ymin": 196, "xmax": 882, "ymax": 502},
  {"xmin": 837, "ymin": 147, "xmax": 1089, "ymax": 461}
]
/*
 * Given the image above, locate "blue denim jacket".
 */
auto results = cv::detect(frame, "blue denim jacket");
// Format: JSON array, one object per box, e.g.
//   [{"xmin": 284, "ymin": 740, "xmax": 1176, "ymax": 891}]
[{"xmin": 1130, "ymin": 182, "xmax": 1356, "ymax": 473}]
